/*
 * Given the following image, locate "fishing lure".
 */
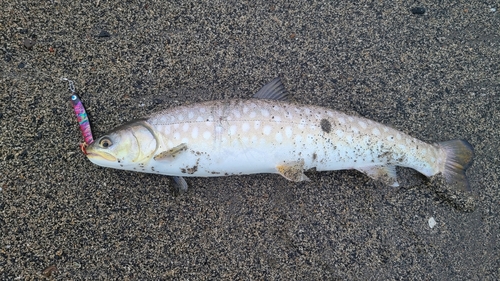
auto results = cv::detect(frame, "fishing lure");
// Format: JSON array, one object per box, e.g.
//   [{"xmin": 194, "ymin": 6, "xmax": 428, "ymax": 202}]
[
  {"xmin": 71, "ymin": 94, "xmax": 94, "ymax": 152},
  {"xmin": 63, "ymin": 78, "xmax": 94, "ymax": 154}
]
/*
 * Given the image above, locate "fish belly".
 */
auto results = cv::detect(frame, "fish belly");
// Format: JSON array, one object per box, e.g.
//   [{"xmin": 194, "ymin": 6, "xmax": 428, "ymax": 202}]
[{"xmin": 146, "ymin": 99, "xmax": 443, "ymax": 179}]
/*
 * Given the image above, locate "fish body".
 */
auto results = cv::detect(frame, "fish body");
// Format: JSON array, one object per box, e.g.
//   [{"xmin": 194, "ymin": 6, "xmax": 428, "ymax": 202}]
[{"xmin": 86, "ymin": 79, "xmax": 473, "ymax": 190}]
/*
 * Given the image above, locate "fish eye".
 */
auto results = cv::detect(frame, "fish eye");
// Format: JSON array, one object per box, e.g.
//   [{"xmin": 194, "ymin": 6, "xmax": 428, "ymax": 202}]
[{"xmin": 99, "ymin": 137, "xmax": 112, "ymax": 148}]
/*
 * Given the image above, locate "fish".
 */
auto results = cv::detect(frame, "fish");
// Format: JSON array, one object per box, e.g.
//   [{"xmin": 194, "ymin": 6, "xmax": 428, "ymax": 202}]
[{"xmin": 85, "ymin": 78, "xmax": 474, "ymax": 191}]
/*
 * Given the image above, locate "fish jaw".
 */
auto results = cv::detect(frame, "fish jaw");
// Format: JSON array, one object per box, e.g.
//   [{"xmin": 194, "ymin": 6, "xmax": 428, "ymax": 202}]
[{"xmin": 86, "ymin": 150, "xmax": 118, "ymax": 163}]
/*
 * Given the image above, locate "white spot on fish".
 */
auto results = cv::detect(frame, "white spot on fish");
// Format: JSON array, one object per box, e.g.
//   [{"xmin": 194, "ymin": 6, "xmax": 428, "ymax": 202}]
[
  {"xmin": 233, "ymin": 109, "xmax": 241, "ymax": 118},
  {"xmin": 188, "ymin": 111, "xmax": 194, "ymax": 119},
  {"xmin": 263, "ymin": 125, "xmax": 272, "ymax": 135},
  {"xmin": 191, "ymin": 127, "xmax": 198, "ymax": 139},
  {"xmin": 298, "ymin": 119, "xmax": 306, "ymax": 130},
  {"xmin": 336, "ymin": 129, "xmax": 344, "ymax": 138},
  {"xmin": 200, "ymin": 108, "xmax": 206, "ymax": 113},
  {"xmin": 196, "ymin": 116, "xmax": 204, "ymax": 122},
  {"xmin": 348, "ymin": 117, "xmax": 354, "ymax": 122},
  {"xmin": 203, "ymin": 131, "xmax": 211, "ymax": 140},
  {"xmin": 273, "ymin": 115, "xmax": 282, "ymax": 122},
  {"xmin": 183, "ymin": 123, "xmax": 189, "ymax": 132},
  {"xmin": 338, "ymin": 117, "xmax": 345, "ymax": 124},
  {"xmin": 261, "ymin": 109, "xmax": 270, "ymax": 117},
  {"xmin": 285, "ymin": 126, "xmax": 293, "ymax": 138},
  {"xmin": 387, "ymin": 135, "xmax": 394, "ymax": 141},
  {"xmin": 174, "ymin": 132, "xmax": 180, "ymax": 140},
  {"xmin": 178, "ymin": 115, "xmax": 184, "ymax": 121},
  {"xmin": 215, "ymin": 126, "xmax": 223, "ymax": 134},
  {"xmin": 174, "ymin": 124, "xmax": 179, "ymax": 129},
  {"xmin": 243, "ymin": 106, "xmax": 249, "ymax": 114},
  {"xmin": 352, "ymin": 127, "xmax": 359, "ymax": 134},
  {"xmin": 372, "ymin": 128, "xmax": 381, "ymax": 135},
  {"xmin": 275, "ymin": 132, "xmax": 283, "ymax": 143},
  {"xmin": 396, "ymin": 133, "xmax": 402, "ymax": 140},
  {"xmin": 250, "ymin": 111, "xmax": 257, "ymax": 118},
  {"xmin": 306, "ymin": 134, "xmax": 314, "ymax": 144},
  {"xmin": 242, "ymin": 123, "xmax": 250, "ymax": 132},
  {"xmin": 383, "ymin": 127, "xmax": 389, "ymax": 132},
  {"xmin": 254, "ymin": 121, "xmax": 261, "ymax": 129},
  {"xmin": 358, "ymin": 121, "xmax": 367, "ymax": 129},
  {"xmin": 230, "ymin": 125, "xmax": 238, "ymax": 135},
  {"xmin": 181, "ymin": 138, "xmax": 188, "ymax": 143},
  {"xmin": 164, "ymin": 125, "xmax": 171, "ymax": 134},
  {"xmin": 294, "ymin": 134, "xmax": 302, "ymax": 143}
]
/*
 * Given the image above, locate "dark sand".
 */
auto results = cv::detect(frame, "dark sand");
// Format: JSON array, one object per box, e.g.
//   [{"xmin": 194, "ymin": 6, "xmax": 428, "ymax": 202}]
[{"xmin": 1, "ymin": 1, "xmax": 499, "ymax": 279}]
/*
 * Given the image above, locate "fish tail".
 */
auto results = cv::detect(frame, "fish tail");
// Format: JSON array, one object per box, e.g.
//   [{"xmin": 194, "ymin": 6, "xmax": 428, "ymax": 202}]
[{"xmin": 437, "ymin": 140, "xmax": 474, "ymax": 191}]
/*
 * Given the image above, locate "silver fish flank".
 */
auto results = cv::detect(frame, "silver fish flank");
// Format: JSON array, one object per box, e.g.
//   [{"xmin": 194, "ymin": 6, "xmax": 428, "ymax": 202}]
[{"xmin": 85, "ymin": 78, "xmax": 473, "ymax": 191}]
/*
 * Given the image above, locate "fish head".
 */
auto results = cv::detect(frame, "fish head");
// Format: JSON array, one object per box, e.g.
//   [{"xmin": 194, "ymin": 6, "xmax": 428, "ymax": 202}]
[{"xmin": 86, "ymin": 119, "xmax": 158, "ymax": 169}]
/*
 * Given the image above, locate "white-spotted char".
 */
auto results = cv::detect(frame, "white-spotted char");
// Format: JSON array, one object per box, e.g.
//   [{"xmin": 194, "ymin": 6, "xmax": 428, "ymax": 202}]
[{"xmin": 86, "ymin": 78, "xmax": 474, "ymax": 191}]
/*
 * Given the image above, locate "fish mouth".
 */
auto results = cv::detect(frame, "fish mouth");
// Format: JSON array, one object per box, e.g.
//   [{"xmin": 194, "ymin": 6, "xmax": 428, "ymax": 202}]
[{"xmin": 86, "ymin": 151, "xmax": 117, "ymax": 162}]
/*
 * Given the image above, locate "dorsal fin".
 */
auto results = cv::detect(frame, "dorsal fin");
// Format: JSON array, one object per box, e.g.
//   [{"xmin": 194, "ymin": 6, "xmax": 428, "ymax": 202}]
[{"xmin": 252, "ymin": 77, "xmax": 289, "ymax": 101}]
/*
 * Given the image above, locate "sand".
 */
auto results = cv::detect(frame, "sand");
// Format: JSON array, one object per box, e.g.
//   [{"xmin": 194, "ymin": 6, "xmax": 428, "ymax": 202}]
[{"xmin": 1, "ymin": 0, "xmax": 498, "ymax": 279}]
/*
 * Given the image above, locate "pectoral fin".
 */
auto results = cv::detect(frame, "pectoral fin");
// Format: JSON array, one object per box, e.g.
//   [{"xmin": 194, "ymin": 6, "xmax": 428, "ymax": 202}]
[
  {"xmin": 356, "ymin": 165, "xmax": 399, "ymax": 187},
  {"xmin": 171, "ymin": 176, "xmax": 188, "ymax": 193},
  {"xmin": 154, "ymin": 143, "xmax": 188, "ymax": 160},
  {"xmin": 276, "ymin": 159, "xmax": 310, "ymax": 182}
]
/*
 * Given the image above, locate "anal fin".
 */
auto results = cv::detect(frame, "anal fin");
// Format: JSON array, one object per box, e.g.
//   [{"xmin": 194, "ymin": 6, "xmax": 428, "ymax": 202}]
[
  {"xmin": 154, "ymin": 143, "xmax": 188, "ymax": 160},
  {"xmin": 276, "ymin": 159, "xmax": 310, "ymax": 182},
  {"xmin": 356, "ymin": 165, "xmax": 399, "ymax": 187}
]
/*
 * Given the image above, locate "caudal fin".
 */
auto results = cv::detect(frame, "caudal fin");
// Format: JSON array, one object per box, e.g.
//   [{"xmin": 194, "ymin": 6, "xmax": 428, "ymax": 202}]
[{"xmin": 438, "ymin": 140, "xmax": 474, "ymax": 191}]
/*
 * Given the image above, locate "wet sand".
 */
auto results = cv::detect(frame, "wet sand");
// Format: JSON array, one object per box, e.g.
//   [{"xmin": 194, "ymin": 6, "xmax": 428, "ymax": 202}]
[{"xmin": 1, "ymin": 1, "xmax": 499, "ymax": 279}]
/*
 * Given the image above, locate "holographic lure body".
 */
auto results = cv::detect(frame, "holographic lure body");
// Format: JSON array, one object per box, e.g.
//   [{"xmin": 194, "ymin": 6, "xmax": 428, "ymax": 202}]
[{"xmin": 71, "ymin": 94, "xmax": 94, "ymax": 153}]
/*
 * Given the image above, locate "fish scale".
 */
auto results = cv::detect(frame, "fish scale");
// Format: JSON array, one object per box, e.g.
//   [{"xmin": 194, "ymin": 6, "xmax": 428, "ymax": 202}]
[{"xmin": 86, "ymin": 78, "xmax": 473, "ymax": 191}]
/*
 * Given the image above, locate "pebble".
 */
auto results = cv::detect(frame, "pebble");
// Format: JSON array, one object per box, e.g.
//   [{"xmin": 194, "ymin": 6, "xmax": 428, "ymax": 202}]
[
  {"xmin": 22, "ymin": 38, "xmax": 36, "ymax": 49},
  {"xmin": 428, "ymin": 217, "xmax": 436, "ymax": 229},
  {"xmin": 97, "ymin": 30, "xmax": 111, "ymax": 38},
  {"xmin": 411, "ymin": 7, "xmax": 426, "ymax": 15}
]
